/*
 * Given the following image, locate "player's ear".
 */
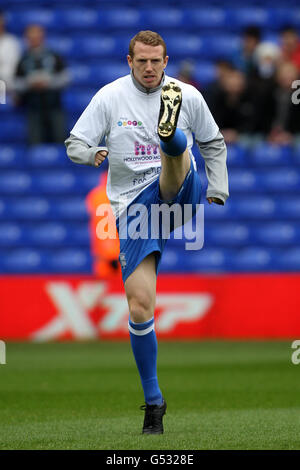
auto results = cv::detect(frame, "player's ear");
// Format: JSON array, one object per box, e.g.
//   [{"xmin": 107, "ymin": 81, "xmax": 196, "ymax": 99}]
[
  {"xmin": 127, "ymin": 55, "xmax": 133, "ymax": 69},
  {"xmin": 163, "ymin": 55, "xmax": 169, "ymax": 69}
]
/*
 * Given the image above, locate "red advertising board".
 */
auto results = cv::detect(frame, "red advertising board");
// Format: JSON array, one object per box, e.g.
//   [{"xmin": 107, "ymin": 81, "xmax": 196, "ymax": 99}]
[{"xmin": 0, "ymin": 274, "xmax": 299, "ymax": 340}]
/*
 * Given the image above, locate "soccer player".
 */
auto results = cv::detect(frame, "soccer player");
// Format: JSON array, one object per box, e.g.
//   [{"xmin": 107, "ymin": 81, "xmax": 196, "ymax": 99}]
[{"xmin": 65, "ymin": 31, "xmax": 229, "ymax": 434}]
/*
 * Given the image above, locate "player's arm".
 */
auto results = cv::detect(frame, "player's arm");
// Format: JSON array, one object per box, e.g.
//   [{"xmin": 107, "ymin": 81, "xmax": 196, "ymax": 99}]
[
  {"xmin": 65, "ymin": 88, "xmax": 110, "ymax": 167},
  {"xmin": 196, "ymin": 130, "xmax": 228, "ymax": 205},
  {"xmin": 65, "ymin": 134, "xmax": 108, "ymax": 167},
  {"xmin": 190, "ymin": 89, "xmax": 229, "ymax": 205}
]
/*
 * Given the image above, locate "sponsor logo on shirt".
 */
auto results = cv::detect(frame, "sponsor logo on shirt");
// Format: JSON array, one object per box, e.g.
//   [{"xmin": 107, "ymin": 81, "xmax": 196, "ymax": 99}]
[
  {"xmin": 117, "ymin": 120, "xmax": 143, "ymax": 127},
  {"xmin": 123, "ymin": 142, "xmax": 161, "ymax": 165},
  {"xmin": 134, "ymin": 141, "xmax": 159, "ymax": 156}
]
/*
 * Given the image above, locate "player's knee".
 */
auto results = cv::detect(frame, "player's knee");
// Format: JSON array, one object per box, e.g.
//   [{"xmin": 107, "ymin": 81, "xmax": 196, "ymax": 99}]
[{"xmin": 128, "ymin": 292, "xmax": 154, "ymax": 323}]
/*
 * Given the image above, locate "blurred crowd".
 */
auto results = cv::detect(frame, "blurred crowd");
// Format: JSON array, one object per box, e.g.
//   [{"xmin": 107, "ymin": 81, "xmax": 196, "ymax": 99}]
[
  {"xmin": 0, "ymin": 11, "xmax": 69, "ymax": 145},
  {"xmin": 185, "ymin": 26, "xmax": 300, "ymax": 144},
  {"xmin": 1, "ymin": 8, "xmax": 300, "ymax": 145}
]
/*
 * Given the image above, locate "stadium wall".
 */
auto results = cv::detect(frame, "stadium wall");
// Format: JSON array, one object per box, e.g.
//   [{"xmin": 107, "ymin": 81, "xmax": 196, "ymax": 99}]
[{"xmin": 0, "ymin": 274, "xmax": 299, "ymax": 340}]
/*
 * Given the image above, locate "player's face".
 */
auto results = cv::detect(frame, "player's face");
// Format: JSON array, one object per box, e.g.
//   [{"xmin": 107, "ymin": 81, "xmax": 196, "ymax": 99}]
[{"xmin": 127, "ymin": 42, "xmax": 168, "ymax": 89}]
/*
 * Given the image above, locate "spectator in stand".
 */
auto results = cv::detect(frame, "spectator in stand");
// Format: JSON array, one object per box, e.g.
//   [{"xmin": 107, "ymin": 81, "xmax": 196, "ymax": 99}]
[
  {"xmin": 204, "ymin": 59, "xmax": 235, "ymax": 107},
  {"xmin": 208, "ymin": 68, "xmax": 256, "ymax": 143},
  {"xmin": 14, "ymin": 24, "xmax": 69, "ymax": 145},
  {"xmin": 0, "ymin": 10, "xmax": 21, "ymax": 90},
  {"xmin": 233, "ymin": 25, "xmax": 261, "ymax": 77},
  {"xmin": 267, "ymin": 61, "xmax": 300, "ymax": 144},
  {"xmin": 249, "ymin": 42, "xmax": 281, "ymax": 135},
  {"xmin": 253, "ymin": 42, "xmax": 280, "ymax": 81},
  {"xmin": 177, "ymin": 60, "xmax": 200, "ymax": 90},
  {"xmin": 279, "ymin": 26, "xmax": 300, "ymax": 72}
]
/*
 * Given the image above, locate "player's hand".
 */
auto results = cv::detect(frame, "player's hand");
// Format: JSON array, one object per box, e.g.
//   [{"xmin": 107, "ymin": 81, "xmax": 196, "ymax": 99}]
[
  {"xmin": 207, "ymin": 197, "xmax": 224, "ymax": 205},
  {"xmin": 94, "ymin": 150, "xmax": 108, "ymax": 167}
]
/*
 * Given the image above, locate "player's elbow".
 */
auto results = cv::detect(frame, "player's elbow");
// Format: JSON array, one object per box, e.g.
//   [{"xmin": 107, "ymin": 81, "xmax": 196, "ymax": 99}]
[{"xmin": 64, "ymin": 134, "xmax": 91, "ymax": 165}]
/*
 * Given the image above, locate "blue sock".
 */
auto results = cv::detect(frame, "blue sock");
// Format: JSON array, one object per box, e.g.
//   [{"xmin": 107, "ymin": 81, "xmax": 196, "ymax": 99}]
[
  {"xmin": 160, "ymin": 128, "xmax": 187, "ymax": 157},
  {"xmin": 128, "ymin": 316, "xmax": 163, "ymax": 405}
]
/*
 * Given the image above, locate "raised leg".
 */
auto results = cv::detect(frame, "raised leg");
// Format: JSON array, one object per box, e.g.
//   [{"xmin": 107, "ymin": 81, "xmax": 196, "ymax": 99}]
[{"xmin": 157, "ymin": 82, "xmax": 190, "ymax": 202}]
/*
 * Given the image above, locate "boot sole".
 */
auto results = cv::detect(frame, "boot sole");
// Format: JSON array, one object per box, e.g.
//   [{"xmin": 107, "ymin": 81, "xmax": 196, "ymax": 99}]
[{"xmin": 158, "ymin": 82, "xmax": 182, "ymax": 142}]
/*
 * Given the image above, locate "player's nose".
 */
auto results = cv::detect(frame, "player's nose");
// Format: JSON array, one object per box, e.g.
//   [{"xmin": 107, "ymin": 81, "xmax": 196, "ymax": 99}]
[{"xmin": 145, "ymin": 60, "xmax": 153, "ymax": 71}]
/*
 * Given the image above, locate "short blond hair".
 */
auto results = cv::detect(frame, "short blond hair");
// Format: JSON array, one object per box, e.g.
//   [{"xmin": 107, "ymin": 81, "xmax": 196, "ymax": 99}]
[{"xmin": 129, "ymin": 30, "xmax": 167, "ymax": 58}]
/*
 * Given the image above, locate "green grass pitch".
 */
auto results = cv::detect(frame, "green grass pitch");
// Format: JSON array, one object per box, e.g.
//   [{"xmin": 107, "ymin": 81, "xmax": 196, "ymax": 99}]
[{"xmin": 0, "ymin": 341, "xmax": 299, "ymax": 450}]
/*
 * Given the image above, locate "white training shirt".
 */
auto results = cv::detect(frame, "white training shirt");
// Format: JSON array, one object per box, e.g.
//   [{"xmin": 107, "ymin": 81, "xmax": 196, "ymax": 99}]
[
  {"xmin": 0, "ymin": 33, "xmax": 21, "ymax": 87},
  {"xmin": 71, "ymin": 73, "xmax": 220, "ymax": 218}
]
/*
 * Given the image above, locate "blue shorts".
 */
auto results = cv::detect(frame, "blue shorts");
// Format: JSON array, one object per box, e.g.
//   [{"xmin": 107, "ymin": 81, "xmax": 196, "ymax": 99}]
[{"xmin": 116, "ymin": 159, "xmax": 201, "ymax": 283}]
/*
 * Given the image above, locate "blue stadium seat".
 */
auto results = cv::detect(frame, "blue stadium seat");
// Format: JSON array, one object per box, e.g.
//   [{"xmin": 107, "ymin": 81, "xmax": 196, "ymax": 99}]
[
  {"xmin": 50, "ymin": 197, "xmax": 88, "ymax": 221},
  {"xmin": 67, "ymin": 114, "xmax": 81, "ymax": 133},
  {"xmin": 69, "ymin": 64, "xmax": 95, "ymax": 87},
  {"xmin": 0, "ymin": 172, "xmax": 32, "ymax": 195},
  {"xmin": 271, "ymin": 7, "xmax": 300, "ymax": 28},
  {"xmin": 278, "ymin": 248, "xmax": 300, "ymax": 271},
  {"xmin": 289, "ymin": 8, "xmax": 300, "ymax": 27},
  {"xmin": 3, "ymin": 0, "xmax": 52, "ymax": 4},
  {"xmin": 186, "ymin": 8, "xmax": 229, "ymax": 29},
  {"xmin": 254, "ymin": 223, "xmax": 298, "ymax": 246},
  {"xmin": 231, "ymin": 247, "xmax": 274, "ymax": 272},
  {"xmin": 97, "ymin": 62, "xmax": 131, "ymax": 85},
  {"xmin": 63, "ymin": 89, "xmax": 96, "ymax": 112},
  {"xmin": 72, "ymin": 224, "xmax": 90, "ymax": 246},
  {"xmin": 158, "ymin": 248, "xmax": 185, "ymax": 272},
  {"xmin": 277, "ymin": 197, "xmax": 300, "ymax": 220},
  {"xmin": 205, "ymin": 223, "xmax": 250, "ymax": 246},
  {"xmin": 228, "ymin": 7, "xmax": 273, "ymax": 29},
  {"xmin": 0, "ymin": 115, "xmax": 26, "ymax": 143},
  {"xmin": 187, "ymin": 248, "xmax": 231, "ymax": 272},
  {"xmin": 0, "ymin": 199, "xmax": 9, "ymax": 220},
  {"xmin": 26, "ymin": 222, "xmax": 90, "ymax": 247},
  {"xmin": 34, "ymin": 171, "xmax": 78, "ymax": 195},
  {"xmin": 6, "ymin": 9, "xmax": 57, "ymax": 33},
  {"xmin": 0, "ymin": 146, "xmax": 26, "ymax": 168},
  {"xmin": 55, "ymin": 8, "xmax": 99, "ymax": 30},
  {"xmin": 10, "ymin": 197, "xmax": 51, "ymax": 221},
  {"xmin": 0, "ymin": 223, "xmax": 23, "ymax": 246},
  {"xmin": 226, "ymin": 144, "xmax": 248, "ymax": 167},
  {"xmin": 68, "ymin": 63, "xmax": 122, "ymax": 87},
  {"xmin": 79, "ymin": 172, "xmax": 102, "ymax": 192},
  {"xmin": 251, "ymin": 143, "xmax": 292, "ymax": 166},
  {"xmin": 27, "ymin": 144, "xmax": 69, "ymax": 168},
  {"xmin": 28, "ymin": 223, "xmax": 69, "ymax": 246},
  {"xmin": 46, "ymin": 249, "xmax": 92, "ymax": 273},
  {"xmin": 2, "ymin": 249, "xmax": 45, "ymax": 273},
  {"xmin": 79, "ymin": 35, "xmax": 126, "ymax": 59},
  {"xmin": 69, "ymin": 62, "xmax": 131, "ymax": 88},
  {"xmin": 141, "ymin": 8, "xmax": 186, "ymax": 29},
  {"xmin": 101, "ymin": 8, "xmax": 142, "ymax": 30},
  {"xmin": 229, "ymin": 169, "xmax": 259, "ymax": 192},
  {"xmin": 0, "ymin": 94, "xmax": 15, "ymax": 114},
  {"xmin": 161, "ymin": 247, "xmax": 231, "ymax": 273},
  {"xmin": 203, "ymin": 34, "xmax": 241, "ymax": 59},
  {"xmin": 261, "ymin": 168, "xmax": 300, "ymax": 192},
  {"xmin": 193, "ymin": 62, "xmax": 217, "ymax": 86},
  {"xmin": 47, "ymin": 36, "xmax": 77, "ymax": 58},
  {"xmin": 293, "ymin": 143, "xmax": 300, "ymax": 166},
  {"xmin": 163, "ymin": 35, "xmax": 205, "ymax": 58},
  {"xmin": 204, "ymin": 199, "xmax": 236, "ymax": 221},
  {"xmin": 232, "ymin": 196, "xmax": 277, "ymax": 219}
]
